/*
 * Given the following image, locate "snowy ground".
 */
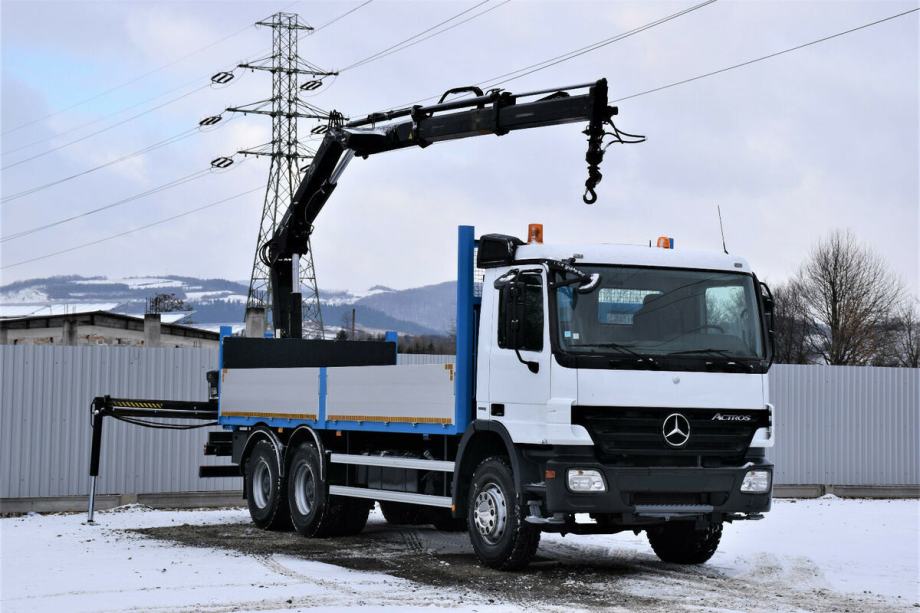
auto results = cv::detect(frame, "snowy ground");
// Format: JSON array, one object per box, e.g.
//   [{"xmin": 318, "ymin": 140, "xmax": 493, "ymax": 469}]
[{"xmin": 1, "ymin": 498, "xmax": 917, "ymax": 612}]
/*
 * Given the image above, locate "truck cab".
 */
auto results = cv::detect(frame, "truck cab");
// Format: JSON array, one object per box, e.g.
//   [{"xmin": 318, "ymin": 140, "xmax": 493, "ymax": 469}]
[{"xmin": 460, "ymin": 227, "xmax": 774, "ymax": 566}]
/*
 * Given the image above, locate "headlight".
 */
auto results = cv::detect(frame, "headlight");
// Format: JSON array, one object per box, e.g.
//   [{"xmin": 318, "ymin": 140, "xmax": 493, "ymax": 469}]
[
  {"xmin": 740, "ymin": 470, "xmax": 771, "ymax": 493},
  {"xmin": 567, "ymin": 469, "xmax": 606, "ymax": 492}
]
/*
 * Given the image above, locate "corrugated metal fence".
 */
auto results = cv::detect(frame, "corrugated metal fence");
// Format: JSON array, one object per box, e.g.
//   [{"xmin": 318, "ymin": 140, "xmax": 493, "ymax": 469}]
[
  {"xmin": 1, "ymin": 346, "xmax": 917, "ymax": 499},
  {"xmin": 0, "ymin": 345, "xmax": 236, "ymax": 498},
  {"xmin": 767, "ymin": 364, "xmax": 919, "ymax": 486}
]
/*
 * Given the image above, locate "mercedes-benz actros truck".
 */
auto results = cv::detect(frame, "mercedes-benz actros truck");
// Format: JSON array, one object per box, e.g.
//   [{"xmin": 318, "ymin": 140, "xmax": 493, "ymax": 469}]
[{"xmin": 88, "ymin": 79, "xmax": 775, "ymax": 570}]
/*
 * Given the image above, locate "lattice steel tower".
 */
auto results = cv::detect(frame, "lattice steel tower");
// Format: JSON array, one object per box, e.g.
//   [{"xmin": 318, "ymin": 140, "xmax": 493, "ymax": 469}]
[{"xmin": 227, "ymin": 12, "xmax": 335, "ymax": 338}]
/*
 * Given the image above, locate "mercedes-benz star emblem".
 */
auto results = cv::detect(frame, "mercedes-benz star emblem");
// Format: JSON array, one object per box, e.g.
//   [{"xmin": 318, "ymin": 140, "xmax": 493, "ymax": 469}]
[{"xmin": 662, "ymin": 413, "xmax": 691, "ymax": 447}]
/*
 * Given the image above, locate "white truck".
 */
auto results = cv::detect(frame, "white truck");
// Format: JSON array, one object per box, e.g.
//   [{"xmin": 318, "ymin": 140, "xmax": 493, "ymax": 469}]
[{"xmin": 88, "ymin": 79, "xmax": 775, "ymax": 570}]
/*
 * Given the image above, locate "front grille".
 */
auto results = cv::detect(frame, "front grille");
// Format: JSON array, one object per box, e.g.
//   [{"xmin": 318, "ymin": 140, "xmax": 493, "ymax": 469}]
[
  {"xmin": 630, "ymin": 492, "xmax": 730, "ymax": 506},
  {"xmin": 573, "ymin": 406, "xmax": 768, "ymax": 466}
]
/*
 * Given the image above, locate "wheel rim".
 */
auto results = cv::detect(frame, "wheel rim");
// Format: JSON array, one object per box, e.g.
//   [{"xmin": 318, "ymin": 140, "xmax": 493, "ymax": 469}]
[
  {"xmin": 251, "ymin": 458, "xmax": 272, "ymax": 509},
  {"xmin": 473, "ymin": 482, "xmax": 507, "ymax": 545},
  {"xmin": 292, "ymin": 460, "xmax": 316, "ymax": 517}
]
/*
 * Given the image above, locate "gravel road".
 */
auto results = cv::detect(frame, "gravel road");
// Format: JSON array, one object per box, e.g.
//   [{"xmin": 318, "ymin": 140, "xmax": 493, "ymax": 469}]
[{"xmin": 135, "ymin": 511, "xmax": 908, "ymax": 612}]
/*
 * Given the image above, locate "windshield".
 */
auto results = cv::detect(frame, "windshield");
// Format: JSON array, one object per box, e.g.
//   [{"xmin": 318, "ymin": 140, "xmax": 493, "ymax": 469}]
[{"xmin": 554, "ymin": 265, "xmax": 764, "ymax": 360}]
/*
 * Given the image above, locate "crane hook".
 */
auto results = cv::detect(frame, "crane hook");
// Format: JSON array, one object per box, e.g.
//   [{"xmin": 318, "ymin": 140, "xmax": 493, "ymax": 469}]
[{"xmin": 583, "ymin": 187, "xmax": 597, "ymax": 205}]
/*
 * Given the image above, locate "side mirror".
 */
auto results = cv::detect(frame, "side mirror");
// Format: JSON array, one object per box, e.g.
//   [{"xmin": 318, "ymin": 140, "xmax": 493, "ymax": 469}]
[
  {"xmin": 493, "ymin": 268, "xmax": 519, "ymax": 290},
  {"xmin": 497, "ymin": 274, "xmax": 540, "ymax": 374},
  {"xmin": 759, "ymin": 282, "xmax": 776, "ymax": 364}
]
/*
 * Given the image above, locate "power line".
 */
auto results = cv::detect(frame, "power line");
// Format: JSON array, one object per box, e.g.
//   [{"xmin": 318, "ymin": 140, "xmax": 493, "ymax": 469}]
[
  {"xmin": 0, "ymin": 165, "xmax": 223, "ymax": 242},
  {"xmin": 1, "ymin": 84, "xmax": 211, "ymax": 171},
  {"xmin": 0, "ymin": 187, "xmax": 262, "ymax": 271},
  {"xmin": 1, "ymin": 2, "xmax": 299, "ymax": 136},
  {"xmin": 2, "ymin": 112, "xmax": 240, "ymax": 204},
  {"xmin": 313, "ymin": 0, "xmax": 374, "ymax": 32},
  {"xmin": 0, "ymin": 1, "xmax": 370, "ymax": 155},
  {"xmin": 367, "ymin": 0, "xmax": 717, "ymax": 112},
  {"xmin": 481, "ymin": 0, "xmax": 717, "ymax": 89},
  {"xmin": 0, "ymin": 79, "xmax": 197, "ymax": 157},
  {"xmin": 338, "ymin": 0, "xmax": 495, "ymax": 72},
  {"xmin": 1, "ymin": 128, "xmax": 199, "ymax": 204},
  {"xmin": 340, "ymin": 0, "xmax": 510, "ymax": 73},
  {"xmin": 612, "ymin": 6, "xmax": 920, "ymax": 103}
]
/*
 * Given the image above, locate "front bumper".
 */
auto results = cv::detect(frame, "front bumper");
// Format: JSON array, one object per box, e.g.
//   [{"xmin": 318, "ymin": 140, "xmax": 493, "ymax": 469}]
[{"xmin": 537, "ymin": 457, "xmax": 772, "ymax": 520}]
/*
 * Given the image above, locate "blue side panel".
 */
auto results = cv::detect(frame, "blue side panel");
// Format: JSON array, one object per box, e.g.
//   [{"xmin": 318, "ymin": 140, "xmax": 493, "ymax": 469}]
[
  {"xmin": 318, "ymin": 367, "xmax": 327, "ymax": 429},
  {"xmin": 218, "ymin": 326, "xmax": 231, "ymax": 429},
  {"xmin": 455, "ymin": 225, "xmax": 475, "ymax": 434}
]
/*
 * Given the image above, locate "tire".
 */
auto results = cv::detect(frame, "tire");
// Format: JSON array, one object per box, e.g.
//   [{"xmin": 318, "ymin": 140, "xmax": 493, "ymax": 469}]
[
  {"xmin": 287, "ymin": 442, "xmax": 371, "ymax": 537},
  {"xmin": 380, "ymin": 501, "xmax": 426, "ymax": 525},
  {"xmin": 336, "ymin": 499, "xmax": 372, "ymax": 536},
  {"xmin": 647, "ymin": 521, "xmax": 722, "ymax": 564},
  {"xmin": 429, "ymin": 509, "xmax": 468, "ymax": 532},
  {"xmin": 287, "ymin": 442, "xmax": 339, "ymax": 537},
  {"xmin": 466, "ymin": 456, "xmax": 540, "ymax": 570},
  {"xmin": 244, "ymin": 439, "xmax": 291, "ymax": 530}
]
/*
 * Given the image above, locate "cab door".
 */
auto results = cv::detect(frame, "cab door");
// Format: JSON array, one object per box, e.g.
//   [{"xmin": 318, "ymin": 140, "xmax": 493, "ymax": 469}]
[{"xmin": 488, "ymin": 269, "xmax": 551, "ymax": 425}]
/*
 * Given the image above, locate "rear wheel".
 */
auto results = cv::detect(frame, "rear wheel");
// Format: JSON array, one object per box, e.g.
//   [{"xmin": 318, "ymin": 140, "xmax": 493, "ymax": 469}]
[
  {"xmin": 647, "ymin": 522, "xmax": 722, "ymax": 564},
  {"xmin": 287, "ymin": 443, "xmax": 371, "ymax": 537},
  {"xmin": 466, "ymin": 456, "xmax": 540, "ymax": 570},
  {"xmin": 244, "ymin": 439, "xmax": 291, "ymax": 530}
]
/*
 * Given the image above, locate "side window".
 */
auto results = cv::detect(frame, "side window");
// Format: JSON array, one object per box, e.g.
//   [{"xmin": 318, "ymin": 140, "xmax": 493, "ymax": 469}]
[{"xmin": 498, "ymin": 272, "xmax": 544, "ymax": 351}]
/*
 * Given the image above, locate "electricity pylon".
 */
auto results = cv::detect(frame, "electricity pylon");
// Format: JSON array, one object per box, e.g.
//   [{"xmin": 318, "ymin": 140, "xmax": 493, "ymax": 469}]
[{"xmin": 226, "ymin": 12, "xmax": 335, "ymax": 338}]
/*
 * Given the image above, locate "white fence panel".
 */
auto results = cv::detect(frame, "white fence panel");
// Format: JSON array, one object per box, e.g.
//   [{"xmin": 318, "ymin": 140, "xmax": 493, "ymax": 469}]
[
  {"xmin": 768, "ymin": 365, "xmax": 919, "ymax": 486},
  {"xmin": 0, "ymin": 345, "xmax": 239, "ymax": 498},
  {"xmin": 1, "ymin": 346, "xmax": 917, "ymax": 499}
]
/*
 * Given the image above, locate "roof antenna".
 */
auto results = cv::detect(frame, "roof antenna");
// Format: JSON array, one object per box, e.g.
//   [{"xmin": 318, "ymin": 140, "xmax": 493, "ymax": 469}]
[{"xmin": 717, "ymin": 205, "xmax": 729, "ymax": 254}]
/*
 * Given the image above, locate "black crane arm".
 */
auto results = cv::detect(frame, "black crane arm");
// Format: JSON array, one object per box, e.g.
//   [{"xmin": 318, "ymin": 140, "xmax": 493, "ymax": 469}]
[{"xmin": 265, "ymin": 78, "xmax": 639, "ymax": 337}]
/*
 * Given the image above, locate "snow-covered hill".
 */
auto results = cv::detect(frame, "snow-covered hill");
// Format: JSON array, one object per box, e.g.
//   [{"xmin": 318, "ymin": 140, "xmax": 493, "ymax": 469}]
[{"xmin": 0, "ymin": 275, "xmax": 454, "ymax": 336}]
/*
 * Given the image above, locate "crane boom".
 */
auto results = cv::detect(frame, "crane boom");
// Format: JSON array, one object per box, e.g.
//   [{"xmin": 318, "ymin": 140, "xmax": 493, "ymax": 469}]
[{"xmin": 264, "ymin": 78, "xmax": 639, "ymax": 337}]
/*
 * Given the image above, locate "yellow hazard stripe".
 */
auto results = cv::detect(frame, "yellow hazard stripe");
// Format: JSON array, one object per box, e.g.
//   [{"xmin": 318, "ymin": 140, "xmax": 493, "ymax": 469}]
[
  {"xmin": 221, "ymin": 411, "xmax": 317, "ymax": 420},
  {"xmin": 326, "ymin": 415, "xmax": 452, "ymax": 425},
  {"xmin": 113, "ymin": 401, "xmax": 164, "ymax": 409}
]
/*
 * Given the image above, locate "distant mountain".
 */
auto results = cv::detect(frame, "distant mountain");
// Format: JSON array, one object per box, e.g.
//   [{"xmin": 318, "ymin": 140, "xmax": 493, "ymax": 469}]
[
  {"xmin": 356, "ymin": 281, "xmax": 457, "ymax": 334},
  {"xmin": 0, "ymin": 274, "xmax": 454, "ymax": 336}
]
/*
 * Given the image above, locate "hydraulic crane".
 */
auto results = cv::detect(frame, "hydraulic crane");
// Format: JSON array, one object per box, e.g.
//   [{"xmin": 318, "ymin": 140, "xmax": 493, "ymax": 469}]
[{"xmin": 261, "ymin": 78, "xmax": 643, "ymax": 337}]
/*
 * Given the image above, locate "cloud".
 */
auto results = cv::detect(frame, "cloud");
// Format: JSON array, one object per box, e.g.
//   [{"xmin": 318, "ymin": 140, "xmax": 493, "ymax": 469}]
[{"xmin": 0, "ymin": 0, "xmax": 916, "ymax": 300}]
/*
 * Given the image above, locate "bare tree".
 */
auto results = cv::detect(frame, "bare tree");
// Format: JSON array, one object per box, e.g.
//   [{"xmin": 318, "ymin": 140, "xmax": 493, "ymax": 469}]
[
  {"xmin": 772, "ymin": 280, "xmax": 816, "ymax": 364},
  {"xmin": 797, "ymin": 230, "xmax": 902, "ymax": 365},
  {"xmin": 893, "ymin": 298, "xmax": 920, "ymax": 368}
]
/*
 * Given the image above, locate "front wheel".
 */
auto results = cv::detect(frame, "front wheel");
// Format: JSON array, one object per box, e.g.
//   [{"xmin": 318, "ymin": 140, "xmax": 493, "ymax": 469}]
[
  {"xmin": 466, "ymin": 456, "xmax": 540, "ymax": 570},
  {"xmin": 647, "ymin": 521, "xmax": 722, "ymax": 564}
]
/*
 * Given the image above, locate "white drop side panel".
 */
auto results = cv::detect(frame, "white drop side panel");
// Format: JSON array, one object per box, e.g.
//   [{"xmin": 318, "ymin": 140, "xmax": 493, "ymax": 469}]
[
  {"xmin": 220, "ymin": 367, "xmax": 321, "ymax": 418},
  {"xmin": 326, "ymin": 364, "xmax": 455, "ymax": 424}
]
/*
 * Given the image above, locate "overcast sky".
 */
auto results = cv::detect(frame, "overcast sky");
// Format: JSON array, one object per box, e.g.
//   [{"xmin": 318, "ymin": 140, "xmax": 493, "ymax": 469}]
[{"xmin": 1, "ymin": 0, "xmax": 917, "ymax": 296}]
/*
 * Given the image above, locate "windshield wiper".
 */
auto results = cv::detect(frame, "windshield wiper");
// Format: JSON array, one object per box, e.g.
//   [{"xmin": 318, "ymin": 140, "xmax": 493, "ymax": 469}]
[
  {"xmin": 547, "ymin": 259, "xmax": 600, "ymax": 293},
  {"xmin": 667, "ymin": 348, "xmax": 754, "ymax": 372},
  {"xmin": 666, "ymin": 348, "xmax": 736, "ymax": 357},
  {"xmin": 574, "ymin": 343, "xmax": 660, "ymax": 369}
]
